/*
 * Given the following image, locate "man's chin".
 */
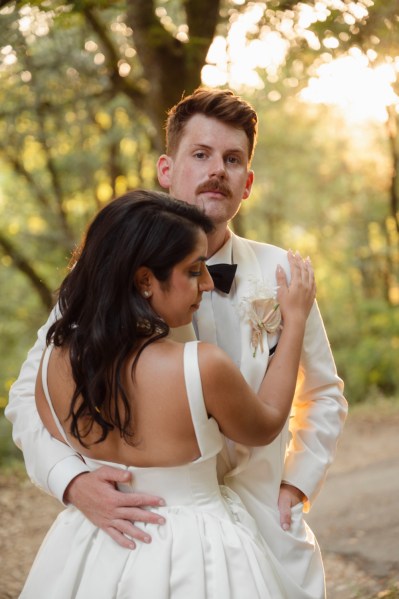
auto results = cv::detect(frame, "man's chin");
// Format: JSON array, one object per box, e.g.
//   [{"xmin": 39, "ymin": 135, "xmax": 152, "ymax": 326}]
[{"xmin": 202, "ymin": 204, "xmax": 235, "ymax": 223}]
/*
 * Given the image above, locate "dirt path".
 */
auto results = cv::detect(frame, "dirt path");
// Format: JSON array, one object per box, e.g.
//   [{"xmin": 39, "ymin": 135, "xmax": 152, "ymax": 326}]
[
  {"xmin": 307, "ymin": 400, "xmax": 399, "ymax": 599},
  {"xmin": 1, "ymin": 400, "xmax": 398, "ymax": 599}
]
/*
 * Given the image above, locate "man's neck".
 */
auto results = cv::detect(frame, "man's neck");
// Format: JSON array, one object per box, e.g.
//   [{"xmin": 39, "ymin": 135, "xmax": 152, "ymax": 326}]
[{"xmin": 206, "ymin": 226, "xmax": 231, "ymax": 258}]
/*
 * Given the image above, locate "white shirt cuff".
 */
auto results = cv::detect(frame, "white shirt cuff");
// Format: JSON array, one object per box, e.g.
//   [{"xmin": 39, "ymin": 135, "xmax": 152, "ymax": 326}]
[{"xmin": 47, "ymin": 455, "xmax": 89, "ymax": 504}]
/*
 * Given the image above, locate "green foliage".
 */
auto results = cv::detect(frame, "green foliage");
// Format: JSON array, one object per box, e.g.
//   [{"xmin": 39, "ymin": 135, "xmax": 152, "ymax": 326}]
[
  {"xmin": 0, "ymin": 259, "xmax": 51, "ymax": 408},
  {"xmin": 332, "ymin": 301, "xmax": 399, "ymax": 403},
  {"xmin": 0, "ymin": 411, "xmax": 22, "ymax": 466},
  {"xmin": 244, "ymin": 92, "xmax": 399, "ymax": 405},
  {"xmin": 0, "ymin": 3, "xmax": 159, "ymax": 402},
  {"xmin": 0, "ymin": 0, "xmax": 398, "ymax": 419}
]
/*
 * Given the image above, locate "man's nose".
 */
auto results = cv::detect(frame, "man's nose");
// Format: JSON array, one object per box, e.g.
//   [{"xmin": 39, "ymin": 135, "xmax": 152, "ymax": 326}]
[{"xmin": 208, "ymin": 156, "xmax": 226, "ymax": 178}]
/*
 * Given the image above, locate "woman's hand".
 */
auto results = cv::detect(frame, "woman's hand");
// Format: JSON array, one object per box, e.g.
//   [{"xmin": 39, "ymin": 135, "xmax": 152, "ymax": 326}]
[{"xmin": 276, "ymin": 250, "xmax": 316, "ymax": 326}]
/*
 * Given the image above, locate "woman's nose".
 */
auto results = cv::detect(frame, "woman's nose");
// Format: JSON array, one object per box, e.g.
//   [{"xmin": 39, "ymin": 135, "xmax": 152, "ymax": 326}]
[{"xmin": 199, "ymin": 266, "xmax": 214, "ymax": 292}]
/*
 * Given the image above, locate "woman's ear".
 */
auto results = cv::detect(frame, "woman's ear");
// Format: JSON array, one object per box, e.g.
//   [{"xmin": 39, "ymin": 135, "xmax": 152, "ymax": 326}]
[{"xmin": 134, "ymin": 266, "xmax": 154, "ymax": 298}]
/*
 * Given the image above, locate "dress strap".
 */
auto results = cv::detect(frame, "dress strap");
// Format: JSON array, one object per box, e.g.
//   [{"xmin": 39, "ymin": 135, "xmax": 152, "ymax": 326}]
[
  {"xmin": 41, "ymin": 344, "xmax": 71, "ymax": 447},
  {"xmin": 183, "ymin": 341, "xmax": 220, "ymax": 458}
]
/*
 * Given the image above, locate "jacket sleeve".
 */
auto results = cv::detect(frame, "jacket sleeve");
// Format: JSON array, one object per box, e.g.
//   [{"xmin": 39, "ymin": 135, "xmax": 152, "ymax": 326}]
[
  {"xmin": 5, "ymin": 308, "xmax": 89, "ymax": 503},
  {"xmin": 282, "ymin": 300, "xmax": 348, "ymax": 511}
]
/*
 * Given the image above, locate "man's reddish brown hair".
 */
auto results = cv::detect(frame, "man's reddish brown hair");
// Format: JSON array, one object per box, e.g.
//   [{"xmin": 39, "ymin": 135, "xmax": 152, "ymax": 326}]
[{"xmin": 165, "ymin": 87, "xmax": 258, "ymax": 164}]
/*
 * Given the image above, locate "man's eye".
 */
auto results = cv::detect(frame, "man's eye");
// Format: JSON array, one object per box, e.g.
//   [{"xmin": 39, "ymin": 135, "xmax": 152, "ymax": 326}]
[
  {"xmin": 189, "ymin": 270, "xmax": 202, "ymax": 277},
  {"xmin": 226, "ymin": 155, "xmax": 240, "ymax": 164},
  {"xmin": 194, "ymin": 151, "xmax": 206, "ymax": 159}
]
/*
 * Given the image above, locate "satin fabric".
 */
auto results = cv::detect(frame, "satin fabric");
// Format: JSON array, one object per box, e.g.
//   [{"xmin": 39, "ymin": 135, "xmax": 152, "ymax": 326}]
[{"xmin": 20, "ymin": 342, "xmax": 301, "ymax": 599}]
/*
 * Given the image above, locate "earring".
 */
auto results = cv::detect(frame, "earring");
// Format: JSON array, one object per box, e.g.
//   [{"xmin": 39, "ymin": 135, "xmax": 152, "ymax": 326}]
[{"xmin": 142, "ymin": 290, "xmax": 151, "ymax": 298}]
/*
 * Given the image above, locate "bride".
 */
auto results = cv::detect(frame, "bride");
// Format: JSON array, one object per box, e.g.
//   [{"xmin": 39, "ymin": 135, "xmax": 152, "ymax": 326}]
[{"xmin": 21, "ymin": 189, "xmax": 315, "ymax": 598}]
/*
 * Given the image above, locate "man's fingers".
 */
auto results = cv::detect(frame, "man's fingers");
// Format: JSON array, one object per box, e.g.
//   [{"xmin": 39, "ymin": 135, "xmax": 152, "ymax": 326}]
[
  {"xmin": 118, "ymin": 506, "xmax": 166, "ymax": 526},
  {"xmin": 127, "ymin": 523, "xmax": 153, "ymax": 544},
  {"xmin": 107, "ymin": 519, "xmax": 153, "ymax": 545},
  {"xmin": 280, "ymin": 513, "xmax": 291, "ymax": 532},
  {"xmin": 97, "ymin": 465, "xmax": 132, "ymax": 484},
  {"xmin": 121, "ymin": 492, "xmax": 166, "ymax": 509},
  {"xmin": 278, "ymin": 499, "xmax": 292, "ymax": 531},
  {"xmin": 278, "ymin": 483, "xmax": 306, "ymax": 531},
  {"xmin": 105, "ymin": 517, "xmax": 164, "ymax": 548},
  {"xmin": 106, "ymin": 526, "xmax": 137, "ymax": 550}
]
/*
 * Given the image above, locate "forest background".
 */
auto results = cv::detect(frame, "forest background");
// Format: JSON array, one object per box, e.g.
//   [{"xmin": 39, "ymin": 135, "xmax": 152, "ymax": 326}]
[{"xmin": 0, "ymin": 0, "xmax": 398, "ymax": 463}]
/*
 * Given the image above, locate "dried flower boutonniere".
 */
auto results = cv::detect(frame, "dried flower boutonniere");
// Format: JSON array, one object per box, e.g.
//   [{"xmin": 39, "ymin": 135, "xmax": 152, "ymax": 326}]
[{"xmin": 239, "ymin": 278, "xmax": 282, "ymax": 357}]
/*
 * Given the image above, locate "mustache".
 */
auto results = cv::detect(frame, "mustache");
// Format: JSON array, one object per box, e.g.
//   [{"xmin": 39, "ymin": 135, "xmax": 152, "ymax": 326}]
[{"xmin": 196, "ymin": 179, "xmax": 232, "ymax": 197}]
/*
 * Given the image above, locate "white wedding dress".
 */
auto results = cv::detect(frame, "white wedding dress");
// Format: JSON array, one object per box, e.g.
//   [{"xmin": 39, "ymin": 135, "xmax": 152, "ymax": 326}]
[{"xmin": 20, "ymin": 341, "xmax": 293, "ymax": 599}]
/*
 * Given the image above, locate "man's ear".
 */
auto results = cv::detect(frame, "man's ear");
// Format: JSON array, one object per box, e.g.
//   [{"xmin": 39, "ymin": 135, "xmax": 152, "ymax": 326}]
[
  {"xmin": 157, "ymin": 154, "xmax": 173, "ymax": 189},
  {"xmin": 242, "ymin": 170, "xmax": 254, "ymax": 201},
  {"xmin": 134, "ymin": 266, "xmax": 154, "ymax": 298}
]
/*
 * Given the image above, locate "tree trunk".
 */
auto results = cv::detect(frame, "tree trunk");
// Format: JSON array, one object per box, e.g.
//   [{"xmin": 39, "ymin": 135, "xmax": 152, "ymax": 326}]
[
  {"xmin": 83, "ymin": 0, "xmax": 221, "ymax": 151},
  {"xmin": 0, "ymin": 234, "xmax": 54, "ymax": 310},
  {"xmin": 386, "ymin": 104, "xmax": 399, "ymax": 235}
]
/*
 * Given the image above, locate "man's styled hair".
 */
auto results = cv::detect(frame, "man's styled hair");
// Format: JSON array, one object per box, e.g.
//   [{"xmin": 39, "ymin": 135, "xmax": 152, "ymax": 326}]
[{"xmin": 165, "ymin": 87, "xmax": 258, "ymax": 164}]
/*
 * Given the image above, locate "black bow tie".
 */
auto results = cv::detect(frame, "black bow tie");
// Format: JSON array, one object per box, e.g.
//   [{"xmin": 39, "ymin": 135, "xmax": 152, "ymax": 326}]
[{"xmin": 207, "ymin": 263, "xmax": 237, "ymax": 294}]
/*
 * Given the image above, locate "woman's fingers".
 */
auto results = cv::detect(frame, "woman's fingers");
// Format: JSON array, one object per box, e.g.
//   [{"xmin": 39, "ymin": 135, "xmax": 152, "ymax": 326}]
[
  {"xmin": 276, "ymin": 264, "xmax": 288, "ymax": 289},
  {"xmin": 286, "ymin": 250, "xmax": 317, "ymax": 308},
  {"xmin": 288, "ymin": 250, "xmax": 315, "ymax": 290}
]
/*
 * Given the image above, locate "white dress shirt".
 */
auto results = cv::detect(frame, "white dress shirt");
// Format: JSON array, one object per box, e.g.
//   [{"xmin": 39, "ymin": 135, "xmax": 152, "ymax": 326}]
[{"xmin": 193, "ymin": 234, "xmax": 241, "ymax": 368}]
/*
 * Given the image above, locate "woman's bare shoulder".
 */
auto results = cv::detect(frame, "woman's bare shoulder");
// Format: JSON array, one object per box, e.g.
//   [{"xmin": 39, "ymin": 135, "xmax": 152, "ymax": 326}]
[{"xmin": 197, "ymin": 342, "xmax": 238, "ymax": 383}]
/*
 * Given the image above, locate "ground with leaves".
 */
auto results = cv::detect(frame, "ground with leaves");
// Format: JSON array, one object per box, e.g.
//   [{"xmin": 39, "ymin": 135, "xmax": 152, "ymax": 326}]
[{"xmin": 0, "ymin": 400, "xmax": 398, "ymax": 599}]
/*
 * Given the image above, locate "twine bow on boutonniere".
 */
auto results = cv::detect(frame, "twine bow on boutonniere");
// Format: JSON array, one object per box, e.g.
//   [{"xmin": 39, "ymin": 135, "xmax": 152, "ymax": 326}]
[{"xmin": 239, "ymin": 278, "xmax": 282, "ymax": 357}]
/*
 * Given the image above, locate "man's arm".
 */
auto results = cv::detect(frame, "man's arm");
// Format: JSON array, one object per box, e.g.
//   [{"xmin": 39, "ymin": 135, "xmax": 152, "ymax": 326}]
[
  {"xmin": 5, "ymin": 307, "xmax": 90, "ymax": 497},
  {"xmin": 5, "ymin": 308, "xmax": 167, "ymax": 547},
  {"xmin": 279, "ymin": 301, "xmax": 347, "ymax": 525}
]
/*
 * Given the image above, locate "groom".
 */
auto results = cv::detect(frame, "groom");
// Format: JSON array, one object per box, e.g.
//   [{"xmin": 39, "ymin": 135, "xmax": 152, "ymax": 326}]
[{"xmin": 6, "ymin": 88, "xmax": 347, "ymax": 598}]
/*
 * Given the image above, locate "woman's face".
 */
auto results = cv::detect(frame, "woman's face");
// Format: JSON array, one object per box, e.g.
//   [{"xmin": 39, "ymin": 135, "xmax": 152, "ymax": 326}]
[{"xmin": 149, "ymin": 229, "xmax": 214, "ymax": 328}]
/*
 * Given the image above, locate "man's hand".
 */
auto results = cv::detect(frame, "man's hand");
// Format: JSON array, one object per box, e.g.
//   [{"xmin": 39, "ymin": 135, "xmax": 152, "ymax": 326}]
[
  {"xmin": 278, "ymin": 483, "xmax": 305, "ymax": 531},
  {"xmin": 63, "ymin": 466, "xmax": 166, "ymax": 549}
]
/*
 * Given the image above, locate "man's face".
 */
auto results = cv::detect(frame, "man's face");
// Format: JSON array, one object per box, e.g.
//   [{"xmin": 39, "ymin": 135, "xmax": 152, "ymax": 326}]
[{"xmin": 157, "ymin": 114, "xmax": 254, "ymax": 228}]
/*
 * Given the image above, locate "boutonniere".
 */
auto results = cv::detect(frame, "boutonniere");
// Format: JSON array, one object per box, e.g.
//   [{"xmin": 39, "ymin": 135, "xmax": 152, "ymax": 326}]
[{"xmin": 239, "ymin": 278, "xmax": 282, "ymax": 357}]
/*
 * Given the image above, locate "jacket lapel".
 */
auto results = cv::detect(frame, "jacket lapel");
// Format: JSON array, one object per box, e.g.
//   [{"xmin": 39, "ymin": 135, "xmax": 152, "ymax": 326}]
[
  {"xmin": 221, "ymin": 235, "xmax": 271, "ymax": 479},
  {"xmin": 232, "ymin": 234, "xmax": 269, "ymax": 392}
]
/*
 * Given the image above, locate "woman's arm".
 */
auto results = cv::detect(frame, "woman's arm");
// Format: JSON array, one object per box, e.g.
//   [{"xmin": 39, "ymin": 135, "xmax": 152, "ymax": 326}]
[{"xmin": 200, "ymin": 251, "xmax": 316, "ymax": 446}]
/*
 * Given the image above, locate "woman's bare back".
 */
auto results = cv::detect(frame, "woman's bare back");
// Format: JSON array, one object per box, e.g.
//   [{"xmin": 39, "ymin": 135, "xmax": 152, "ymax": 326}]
[{"xmin": 36, "ymin": 339, "xmax": 202, "ymax": 467}]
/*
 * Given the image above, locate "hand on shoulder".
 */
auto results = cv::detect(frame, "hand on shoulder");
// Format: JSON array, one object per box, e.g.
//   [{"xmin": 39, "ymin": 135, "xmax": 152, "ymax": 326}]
[{"xmin": 276, "ymin": 250, "xmax": 316, "ymax": 326}]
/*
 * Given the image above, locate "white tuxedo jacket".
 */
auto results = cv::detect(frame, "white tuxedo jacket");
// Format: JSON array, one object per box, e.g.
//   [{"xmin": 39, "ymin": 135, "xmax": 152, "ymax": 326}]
[
  {"xmin": 215, "ymin": 235, "xmax": 347, "ymax": 506},
  {"xmin": 194, "ymin": 233, "xmax": 347, "ymax": 598}
]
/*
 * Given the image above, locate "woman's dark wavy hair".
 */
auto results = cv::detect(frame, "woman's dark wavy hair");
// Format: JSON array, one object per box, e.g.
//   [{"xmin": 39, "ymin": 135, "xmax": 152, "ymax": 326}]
[{"xmin": 47, "ymin": 189, "xmax": 214, "ymax": 447}]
